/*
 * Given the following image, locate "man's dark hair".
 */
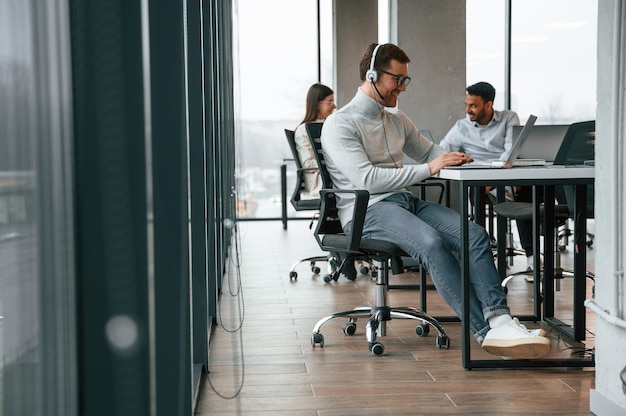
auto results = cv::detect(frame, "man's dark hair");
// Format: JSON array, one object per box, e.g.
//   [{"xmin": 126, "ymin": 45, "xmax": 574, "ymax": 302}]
[
  {"xmin": 466, "ymin": 82, "xmax": 496, "ymax": 102},
  {"xmin": 359, "ymin": 43, "xmax": 411, "ymax": 81}
]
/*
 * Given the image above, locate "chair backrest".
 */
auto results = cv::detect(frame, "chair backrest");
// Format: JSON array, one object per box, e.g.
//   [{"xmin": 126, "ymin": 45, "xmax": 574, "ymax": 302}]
[
  {"xmin": 284, "ymin": 128, "xmax": 303, "ymax": 170},
  {"xmin": 305, "ymin": 122, "xmax": 333, "ymax": 189},
  {"xmin": 284, "ymin": 128, "xmax": 320, "ymax": 211},
  {"xmin": 304, "ymin": 122, "xmax": 406, "ymax": 265},
  {"xmin": 553, "ymin": 120, "xmax": 595, "ymax": 166},
  {"xmin": 304, "ymin": 122, "xmax": 345, "ymax": 238},
  {"xmin": 554, "ymin": 120, "xmax": 595, "ymax": 215}
]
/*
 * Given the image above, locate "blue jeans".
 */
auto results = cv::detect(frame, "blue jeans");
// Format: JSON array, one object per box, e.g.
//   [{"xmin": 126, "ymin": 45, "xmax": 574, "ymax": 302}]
[{"xmin": 344, "ymin": 192, "xmax": 510, "ymax": 341}]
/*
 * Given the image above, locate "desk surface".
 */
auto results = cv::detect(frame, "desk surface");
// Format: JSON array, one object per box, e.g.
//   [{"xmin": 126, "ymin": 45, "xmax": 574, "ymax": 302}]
[{"xmin": 437, "ymin": 165, "xmax": 594, "ymax": 181}]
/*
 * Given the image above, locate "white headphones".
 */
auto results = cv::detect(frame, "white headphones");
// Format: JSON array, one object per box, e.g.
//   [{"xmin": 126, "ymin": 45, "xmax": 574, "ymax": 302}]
[{"xmin": 366, "ymin": 44, "xmax": 382, "ymax": 83}]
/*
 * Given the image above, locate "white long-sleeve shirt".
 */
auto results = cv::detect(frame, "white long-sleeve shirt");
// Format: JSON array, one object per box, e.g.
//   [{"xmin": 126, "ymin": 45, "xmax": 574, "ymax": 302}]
[
  {"xmin": 294, "ymin": 120, "xmax": 323, "ymax": 199},
  {"xmin": 320, "ymin": 87, "xmax": 446, "ymax": 226}
]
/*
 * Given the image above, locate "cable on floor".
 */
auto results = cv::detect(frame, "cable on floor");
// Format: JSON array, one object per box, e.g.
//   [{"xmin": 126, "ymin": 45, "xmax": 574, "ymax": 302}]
[{"xmin": 205, "ymin": 199, "xmax": 246, "ymax": 399}]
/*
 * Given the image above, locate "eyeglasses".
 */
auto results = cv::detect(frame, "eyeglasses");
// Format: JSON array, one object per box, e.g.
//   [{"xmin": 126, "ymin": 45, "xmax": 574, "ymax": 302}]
[{"xmin": 379, "ymin": 69, "xmax": 411, "ymax": 87}]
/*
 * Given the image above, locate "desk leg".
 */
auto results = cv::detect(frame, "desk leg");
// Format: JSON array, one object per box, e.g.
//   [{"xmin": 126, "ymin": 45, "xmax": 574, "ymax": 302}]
[
  {"xmin": 572, "ymin": 184, "xmax": 587, "ymax": 340},
  {"xmin": 543, "ymin": 186, "xmax": 556, "ymax": 319},
  {"xmin": 543, "ymin": 185, "xmax": 587, "ymax": 341},
  {"xmin": 281, "ymin": 164, "xmax": 288, "ymax": 230},
  {"xmin": 532, "ymin": 186, "xmax": 542, "ymax": 319},
  {"xmin": 460, "ymin": 181, "xmax": 472, "ymax": 369},
  {"xmin": 495, "ymin": 187, "xmax": 507, "ymax": 280}
]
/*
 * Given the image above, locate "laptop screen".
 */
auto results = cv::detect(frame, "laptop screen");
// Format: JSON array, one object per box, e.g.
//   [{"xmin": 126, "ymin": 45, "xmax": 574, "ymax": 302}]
[
  {"xmin": 501, "ymin": 114, "xmax": 537, "ymax": 168},
  {"xmin": 516, "ymin": 124, "xmax": 569, "ymax": 161}
]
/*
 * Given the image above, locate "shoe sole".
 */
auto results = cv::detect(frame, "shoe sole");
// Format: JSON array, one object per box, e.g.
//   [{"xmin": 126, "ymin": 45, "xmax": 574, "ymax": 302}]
[{"xmin": 482, "ymin": 337, "xmax": 551, "ymax": 359}]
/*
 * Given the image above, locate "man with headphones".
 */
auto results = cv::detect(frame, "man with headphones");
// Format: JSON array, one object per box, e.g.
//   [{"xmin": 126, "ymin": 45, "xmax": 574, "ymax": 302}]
[{"xmin": 320, "ymin": 43, "xmax": 550, "ymax": 359}]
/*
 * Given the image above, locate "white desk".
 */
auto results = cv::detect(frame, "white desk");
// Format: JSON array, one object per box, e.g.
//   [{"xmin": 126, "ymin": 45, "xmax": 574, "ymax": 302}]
[{"xmin": 437, "ymin": 165, "xmax": 595, "ymax": 369}]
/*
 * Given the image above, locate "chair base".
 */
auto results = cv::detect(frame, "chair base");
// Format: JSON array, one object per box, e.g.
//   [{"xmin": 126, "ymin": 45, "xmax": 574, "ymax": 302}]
[
  {"xmin": 501, "ymin": 267, "xmax": 595, "ymax": 294},
  {"xmin": 311, "ymin": 305, "xmax": 450, "ymax": 355},
  {"xmin": 288, "ymin": 255, "xmax": 329, "ymax": 281},
  {"xmin": 289, "ymin": 254, "xmax": 374, "ymax": 282}
]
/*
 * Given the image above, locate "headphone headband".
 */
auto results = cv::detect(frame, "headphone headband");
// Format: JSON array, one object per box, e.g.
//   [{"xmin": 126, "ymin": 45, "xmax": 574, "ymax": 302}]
[{"xmin": 366, "ymin": 44, "xmax": 382, "ymax": 83}]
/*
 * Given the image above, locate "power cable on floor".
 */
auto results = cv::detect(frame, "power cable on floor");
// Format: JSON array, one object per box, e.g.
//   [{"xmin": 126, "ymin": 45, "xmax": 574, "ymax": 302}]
[{"xmin": 206, "ymin": 211, "xmax": 246, "ymax": 399}]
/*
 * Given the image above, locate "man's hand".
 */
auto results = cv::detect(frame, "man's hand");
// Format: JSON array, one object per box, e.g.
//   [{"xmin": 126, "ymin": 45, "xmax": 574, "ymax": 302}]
[{"xmin": 428, "ymin": 152, "xmax": 474, "ymax": 175}]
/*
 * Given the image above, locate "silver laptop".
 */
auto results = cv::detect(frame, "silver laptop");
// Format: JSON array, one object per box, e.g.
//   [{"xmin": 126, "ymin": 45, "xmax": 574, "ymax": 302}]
[
  {"xmin": 515, "ymin": 124, "xmax": 569, "ymax": 161},
  {"xmin": 445, "ymin": 114, "xmax": 542, "ymax": 169}
]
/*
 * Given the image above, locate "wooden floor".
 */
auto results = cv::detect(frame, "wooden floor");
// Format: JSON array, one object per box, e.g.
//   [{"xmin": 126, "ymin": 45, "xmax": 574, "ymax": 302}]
[{"xmin": 195, "ymin": 219, "xmax": 596, "ymax": 415}]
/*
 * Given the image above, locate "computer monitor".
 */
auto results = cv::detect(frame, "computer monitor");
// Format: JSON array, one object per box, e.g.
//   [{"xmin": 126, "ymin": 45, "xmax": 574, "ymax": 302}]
[
  {"xmin": 553, "ymin": 120, "xmax": 595, "ymax": 165},
  {"xmin": 516, "ymin": 124, "xmax": 570, "ymax": 161}
]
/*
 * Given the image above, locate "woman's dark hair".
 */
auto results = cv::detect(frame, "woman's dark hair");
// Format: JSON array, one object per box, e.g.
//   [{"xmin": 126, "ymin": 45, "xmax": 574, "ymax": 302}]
[
  {"xmin": 300, "ymin": 83, "xmax": 334, "ymax": 125},
  {"xmin": 466, "ymin": 81, "xmax": 496, "ymax": 103},
  {"xmin": 359, "ymin": 43, "xmax": 411, "ymax": 81}
]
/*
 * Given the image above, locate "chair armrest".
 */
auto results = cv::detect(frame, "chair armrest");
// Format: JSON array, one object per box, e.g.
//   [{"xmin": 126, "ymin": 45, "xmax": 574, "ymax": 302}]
[
  {"xmin": 410, "ymin": 179, "xmax": 446, "ymax": 205},
  {"xmin": 319, "ymin": 188, "xmax": 369, "ymax": 252}
]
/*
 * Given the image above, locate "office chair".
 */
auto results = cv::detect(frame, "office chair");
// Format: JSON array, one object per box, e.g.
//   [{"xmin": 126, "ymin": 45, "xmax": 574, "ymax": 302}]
[
  {"xmin": 284, "ymin": 128, "xmax": 330, "ymax": 281},
  {"xmin": 486, "ymin": 188, "xmax": 529, "ymax": 269},
  {"xmin": 305, "ymin": 122, "xmax": 450, "ymax": 355},
  {"xmin": 494, "ymin": 188, "xmax": 595, "ymax": 294},
  {"xmin": 285, "ymin": 128, "xmax": 369, "ymax": 282},
  {"xmin": 496, "ymin": 120, "xmax": 597, "ymax": 291}
]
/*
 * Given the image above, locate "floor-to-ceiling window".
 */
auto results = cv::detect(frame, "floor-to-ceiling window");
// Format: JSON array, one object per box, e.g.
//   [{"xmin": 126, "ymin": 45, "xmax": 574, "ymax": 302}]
[
  {"xmin": 467, "ymin": 0, "xmax": 597, "ymax": 123},
  {"xmin": 233, "ymin": 0, "xmax": 333, "ymax": 220}
]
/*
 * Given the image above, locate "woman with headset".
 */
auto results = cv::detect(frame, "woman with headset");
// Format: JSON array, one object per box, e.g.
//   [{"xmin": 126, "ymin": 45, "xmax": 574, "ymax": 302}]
[{"xmin": 294, "ymin": 83, "xmax": 336, "ymax": 199}]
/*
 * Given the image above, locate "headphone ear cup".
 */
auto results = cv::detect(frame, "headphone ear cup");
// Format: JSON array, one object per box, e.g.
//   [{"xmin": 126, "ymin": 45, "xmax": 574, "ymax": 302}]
[
  {"xmin": 366, "ymin": 69, "xmax": 378, "ymax": 83},
  {"xmin": 367, "ymin": 44, "xmax": 381, "ymax": 83}
]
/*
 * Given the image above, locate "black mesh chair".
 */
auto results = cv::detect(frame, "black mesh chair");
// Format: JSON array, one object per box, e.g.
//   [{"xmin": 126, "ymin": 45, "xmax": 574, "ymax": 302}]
[
  {"xmin": 305, "ymin": 122, "xmax": 449, "ymax": 355},
  {"xmin": 494, "ymin": 186, "xmax": 595, "ymax": 294},
  {"xmin": 284, "ymin": 128, "xmax": 329, "ymax": 281}
]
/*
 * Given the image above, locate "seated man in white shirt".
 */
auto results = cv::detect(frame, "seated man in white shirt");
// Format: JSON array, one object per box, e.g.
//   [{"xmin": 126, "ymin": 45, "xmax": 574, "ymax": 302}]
[{"xmin": 439, "ymin": 82, "xmax": 535, "ymax": 272}]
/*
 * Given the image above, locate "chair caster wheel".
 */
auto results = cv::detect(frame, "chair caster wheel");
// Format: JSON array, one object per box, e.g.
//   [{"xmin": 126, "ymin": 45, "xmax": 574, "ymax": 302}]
[
  {"xmin": 323, "ymin": 274, "xmax": 332, "ymax": 283},
  {"xmin": 436, "ymin": 335, "xmax": 450, "ymax": 349},
  {"xmin": 342, "ymin": 322, "xmax": 357, "ymax": 336},
  {"xmin": 415, "ymin": 324, "xmax": 430, "ymax": 337},
  {"xmin": 359, "ymin": 266, "xmax": 370, "ymax": 275},
  {"xmin": 369, "ymin": 342, "xmax": 384, "ymax": 355},
  {"xmin": 311, "ymin": 266, "xmax": 321, "ymax": 274},
  {"xmin": 311, "ymin": 333, "xmax": 324, "ymax": 347},
  {"xmin": 289, "ymin": 271, "xmax": 297, "ymax": 281}
]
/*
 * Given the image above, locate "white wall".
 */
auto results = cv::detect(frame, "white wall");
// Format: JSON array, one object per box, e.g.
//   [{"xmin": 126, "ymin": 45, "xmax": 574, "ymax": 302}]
[{"xmin": 590, "ymin": 0, "xmax": 626, "ymax": 414}]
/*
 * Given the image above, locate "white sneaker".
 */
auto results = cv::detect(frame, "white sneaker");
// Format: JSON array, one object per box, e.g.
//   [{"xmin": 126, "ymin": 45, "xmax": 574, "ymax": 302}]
[
  {"xmin": 530, "ymin": 328, "xmax": 548, "ymax": 337},
  {"xmin": 482, "ymin": 318, "xmax": 551, "ymax": 359},
  {"xmin": 512, "ymin": 319, "xmax": 547, "ymax": 337}
]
